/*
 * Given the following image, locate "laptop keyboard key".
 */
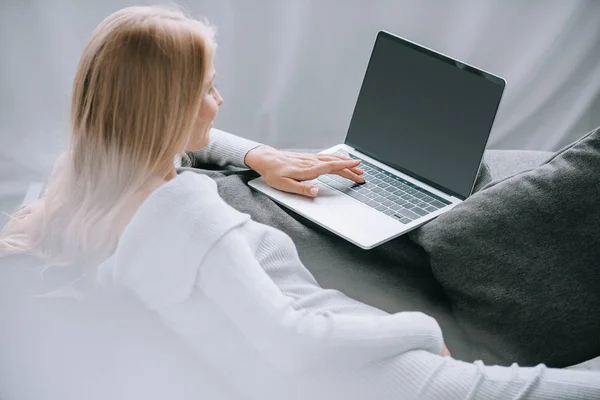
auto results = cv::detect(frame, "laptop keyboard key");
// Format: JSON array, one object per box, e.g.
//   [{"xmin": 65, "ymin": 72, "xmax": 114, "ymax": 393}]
[
  {"xmin": 349, "ymin": 192, "xmax": 369, "ymax": 203},
  {"xmin": 366, "ymin": 200, "xmax": 379, "ymax": 207},
  {"xmin": 430, "ymin": 200, "xmax": 446, "ymax": 208},
  {"xmin": 425, "ymin": 206, "xmax": 436, "ymax": 212},
  {"xmin": 400, "ymin": 217, "xmax": 412, "ymax": 224},
  {"xmin": 375, "ymin": 204, "xmax": 387, "ymax": 212},
  {"xmin": 391, "ymin": 214, "xmax": 405, "ymax": 222},
  {"xmin": 382, "ymin": 209, "xmax": 395, "ymax": 216},
  {"xmin": 373, "ymin": 195, "xmax": 388, "ymax": 204},
  {"xmin": 412, "ymin": 207, "xmax": 428, "ymax": 217},
  {"xmin": 362, "ymin": 183, "xmax": 377, "ymax": 190},
  {"xmin": 397, "ymin": 209, "xmax": 419, "ymax": 220}
]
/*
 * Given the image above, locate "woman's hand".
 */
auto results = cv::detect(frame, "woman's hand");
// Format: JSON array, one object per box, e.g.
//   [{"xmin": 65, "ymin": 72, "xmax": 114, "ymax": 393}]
[{"xmin": 245, "ymin": 145, "xmax": 365, "ymax": 197}]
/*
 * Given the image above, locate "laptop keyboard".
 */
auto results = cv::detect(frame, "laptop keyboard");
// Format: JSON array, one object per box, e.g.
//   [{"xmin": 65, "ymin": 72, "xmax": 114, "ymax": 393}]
[{"xmin": 317, "ymin": 151, "xmax": 451, "ymax": 224}]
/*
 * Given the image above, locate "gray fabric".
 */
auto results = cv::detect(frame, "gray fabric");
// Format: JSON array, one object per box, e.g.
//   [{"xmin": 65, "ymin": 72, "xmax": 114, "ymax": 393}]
[
  {"xmin": 176, "ymin": 166, "xmax": 477, "ymax": 362},
  {"xmin": 411, "ymin": 128, "xmax": 600, "ymax": 368},
  {"xmin": 176, "ymin": 160, "xmax": 514, "ymax": 363},
  {"xmin": 170, "ymin": 149, "xmax": 549, "ymax": 365}
]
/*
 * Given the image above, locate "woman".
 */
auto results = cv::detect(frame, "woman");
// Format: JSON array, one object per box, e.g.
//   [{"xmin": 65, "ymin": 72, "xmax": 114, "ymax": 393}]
[{"xmin": 0, "ymin": 6, "xmax": 598, "ymax": 400}]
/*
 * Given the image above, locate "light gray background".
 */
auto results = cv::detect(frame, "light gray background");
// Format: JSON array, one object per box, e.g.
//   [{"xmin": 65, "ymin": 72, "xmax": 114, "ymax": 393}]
[
  {"xmin": 1, "ymin": 2, "xmax": 600, "ymax": 396},
  {"xmin": 1, "ymin": 0, "xmax": 600, "ymax": 197}
]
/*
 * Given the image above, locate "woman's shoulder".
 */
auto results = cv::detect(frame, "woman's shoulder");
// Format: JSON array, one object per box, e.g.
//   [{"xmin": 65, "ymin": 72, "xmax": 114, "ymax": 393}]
[
  {"xmin": 120, "ymin": 170, "xmax": 251, "ymax": 261},
  {"xmin": 141, "ymin": 171, "xmax": 223, "ymax": 214},
  {"xmin": 105, "ymin": 171, "xmax": 251, "ymax": 309},
  {"xmin": 167, "ymin": 170, "xmax": 218, "ymax": 195}
]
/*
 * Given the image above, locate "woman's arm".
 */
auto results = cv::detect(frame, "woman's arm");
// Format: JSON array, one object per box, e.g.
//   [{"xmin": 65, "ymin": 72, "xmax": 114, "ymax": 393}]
[
  {"xmin": 339, "ymin": 349, "xmax": 600, "ymax": 400},
  {"xmin": 181, "ymin": 128, "xmax": 263, "ymax": 169},
  {"xmin": 197, "ymin": 225, "xmax": 444, "ymax": 373},
  {"xmin": 180, "ymin": 128, "xmax": 365, "ymax": 197}
]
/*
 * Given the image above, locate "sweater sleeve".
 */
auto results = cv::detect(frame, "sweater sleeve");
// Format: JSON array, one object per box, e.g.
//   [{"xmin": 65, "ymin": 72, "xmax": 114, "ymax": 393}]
[
  {"xmin": 197, "ymin": 225, "xmax": 444, "ymax": 374},
  {"xmin": 338, "ymin": 349, "xmax": 600, "ymax": 400},
  {"xmin": 184, "ymin": 128, "xmax": 263, "ymax": 169}
]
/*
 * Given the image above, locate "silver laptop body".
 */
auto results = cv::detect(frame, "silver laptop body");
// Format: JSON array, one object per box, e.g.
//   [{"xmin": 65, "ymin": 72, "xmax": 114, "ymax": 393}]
[{"xmin": 249, "ymin": 31, "xmax": 505, "ymax": 249}]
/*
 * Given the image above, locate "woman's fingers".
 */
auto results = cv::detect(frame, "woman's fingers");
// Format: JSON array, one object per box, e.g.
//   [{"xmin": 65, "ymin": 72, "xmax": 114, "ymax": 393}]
[
  {"xmin": 264, "ymin": 154, "xmax": 366, "ymax": 196},
  {"xmin": 302, "ymin": 160, "xmax": 361, "ymax": 180},
  {"xmin": 349, "ymin": 166, "xmax": 364, "ymax": 175},
  {"xmin": 317, "ymin": 154, "xmax": 352, "ymax": 162},
  {"xmin": 275, "ymin": 177, "xmax": 320, "ymax": 198},
  {"xmin": 335, "ymin": 168, "xmax": 365, "ymax": 183},
  {"xmin": 316, "ymin": 155, "xmax": 364, "ymax": 174},
  {"xmin": 316, "ymin": 154, "xmax": 364, "ymax": 174}
]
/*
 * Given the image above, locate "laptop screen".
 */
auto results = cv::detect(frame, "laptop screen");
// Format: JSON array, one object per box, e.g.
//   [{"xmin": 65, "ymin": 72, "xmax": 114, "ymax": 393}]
[{"xmin": 345, "ymin": 31, "xmax": 505, "ymax": 199}]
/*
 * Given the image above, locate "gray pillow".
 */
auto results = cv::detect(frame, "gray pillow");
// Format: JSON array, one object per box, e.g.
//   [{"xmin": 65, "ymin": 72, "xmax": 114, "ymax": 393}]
[{"xmin": 411, "ymin": 127, "xmax": 600, "ymax": 368}]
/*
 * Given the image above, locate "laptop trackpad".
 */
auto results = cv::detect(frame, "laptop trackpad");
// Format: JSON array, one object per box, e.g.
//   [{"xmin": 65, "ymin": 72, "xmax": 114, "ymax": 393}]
[{"xmin": 248, "ymin": 178, "xmax": 404, "ymax": 249}]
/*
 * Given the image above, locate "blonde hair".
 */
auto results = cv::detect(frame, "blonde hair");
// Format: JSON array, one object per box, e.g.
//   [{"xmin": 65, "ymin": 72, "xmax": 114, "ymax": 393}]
[{"xmin": 0, "ymin": 6, "xmax": 215, "ymax": 268}]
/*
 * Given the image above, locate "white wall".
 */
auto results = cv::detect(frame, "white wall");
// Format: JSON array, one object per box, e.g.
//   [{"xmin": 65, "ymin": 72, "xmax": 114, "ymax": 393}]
[{"xmin": 1, "ymin": 0, "xmax": 600, "ymax": 190}]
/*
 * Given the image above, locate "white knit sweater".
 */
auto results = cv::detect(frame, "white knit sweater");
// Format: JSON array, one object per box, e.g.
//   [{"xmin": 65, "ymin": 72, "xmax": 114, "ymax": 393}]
[
  {"xmin": 96, "ymin": 164, "xmax": 600, "ymax": 399},
  {"xmin": 176, "ymin": 127, "xmax": 263, "ymax": 169}
]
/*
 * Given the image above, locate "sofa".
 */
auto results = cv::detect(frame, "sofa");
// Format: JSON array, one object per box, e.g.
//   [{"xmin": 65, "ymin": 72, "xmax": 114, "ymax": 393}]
[{"xmin": 0, "ymin": 147, "xmax": 597, "ymax": 400}]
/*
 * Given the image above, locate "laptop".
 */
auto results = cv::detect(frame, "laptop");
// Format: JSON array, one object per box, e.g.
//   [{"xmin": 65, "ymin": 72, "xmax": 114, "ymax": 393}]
[{"xmin": 248, "ymin": 30, "xmax": 506, "ymax": 249}]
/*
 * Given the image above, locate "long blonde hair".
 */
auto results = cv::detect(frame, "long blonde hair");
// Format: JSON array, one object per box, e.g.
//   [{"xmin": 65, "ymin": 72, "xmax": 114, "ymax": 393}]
[{"xmin": 0, "ymin": 6, "xmax": 215, "ymax": 268}]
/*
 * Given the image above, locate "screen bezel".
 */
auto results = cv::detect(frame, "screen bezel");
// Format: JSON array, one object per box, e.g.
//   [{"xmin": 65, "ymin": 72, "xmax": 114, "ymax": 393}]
[{"xmin": 344, "ymin": 30, "xmax": 506, "ymax": 200}]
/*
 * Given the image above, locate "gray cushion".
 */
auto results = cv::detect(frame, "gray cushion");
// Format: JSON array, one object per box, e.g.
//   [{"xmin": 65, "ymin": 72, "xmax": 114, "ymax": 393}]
[{"xmin": 411, "ymin": 127, "xmax": 600, "ymax": 368}]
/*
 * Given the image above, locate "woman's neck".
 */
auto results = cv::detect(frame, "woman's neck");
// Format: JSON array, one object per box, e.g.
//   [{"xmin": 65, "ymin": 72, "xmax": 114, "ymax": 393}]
[{"xmin": 116, "ymin": 169, "xmax": 177, "ymax": 238}]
